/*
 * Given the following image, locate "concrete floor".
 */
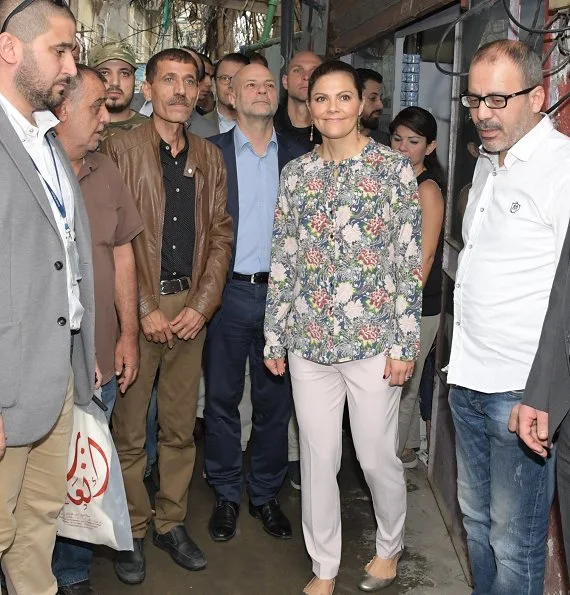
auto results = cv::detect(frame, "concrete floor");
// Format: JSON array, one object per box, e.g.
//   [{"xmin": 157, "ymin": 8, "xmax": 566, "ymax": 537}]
[{"xmin": 91, "ymin": 437, "xmax": 470, "ymax": 595}]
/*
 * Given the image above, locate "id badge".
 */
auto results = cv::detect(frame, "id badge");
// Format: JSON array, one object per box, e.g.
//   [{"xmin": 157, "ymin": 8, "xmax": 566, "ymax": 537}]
[{"xmin": 67, "ymin": 238, "xmax": 82, "ymax": 285}]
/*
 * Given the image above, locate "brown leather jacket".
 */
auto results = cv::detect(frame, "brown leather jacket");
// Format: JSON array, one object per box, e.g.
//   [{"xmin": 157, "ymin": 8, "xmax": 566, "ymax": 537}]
[{"xmin": 101, "ymin": 118, "xmax": 233, "ymax": 320}]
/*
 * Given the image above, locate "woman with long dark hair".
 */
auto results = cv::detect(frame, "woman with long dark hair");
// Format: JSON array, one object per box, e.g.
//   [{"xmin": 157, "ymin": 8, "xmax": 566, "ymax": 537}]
[
  {"xmin": 264, "ymin": 61, "xmax": 422, "ymax": 594},
  {"xmin": 390, "ymin": 107, "xmax": 445, "ymax": 466}
]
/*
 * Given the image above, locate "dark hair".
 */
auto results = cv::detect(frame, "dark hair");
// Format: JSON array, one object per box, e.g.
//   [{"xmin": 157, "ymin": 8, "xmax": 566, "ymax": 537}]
[
  {"xmin": 69, "ymin": 63, "xmax": 106, "ymax": 92},
  {"xmin": 213, "ymin": 52, "xmax": 250, "ymax": 79},
  {"xmin": 308, "ymin": 60, "xmax": 363, "ymax": 100},
  {"xmin": 389, "ymin": 106, "xmax": 445, "ymax": 188},
  {"xmin": 0, "ymin": 0, "xmax": 75, "ymax": 42},
  {"xmin": 245, "ymin": 51, "xmax": 268, "ymax": 68},
  {"xmin": 181, "ymin": 46, "xmax": 205, "ymax": 81},
  {"xmin": 471, "ymin": 39, "xmax": 542, "ymax": 88},
  {"xmin": 197, "ymin": 51, "xmax": 213, "ymax": 68},
  {"xmin": 357, "ymin": 68, "xmax": 383, "ymax": 87},
  {"xmin": 146, "ymin": 48, "xmax": 198, "ymax": 83}
]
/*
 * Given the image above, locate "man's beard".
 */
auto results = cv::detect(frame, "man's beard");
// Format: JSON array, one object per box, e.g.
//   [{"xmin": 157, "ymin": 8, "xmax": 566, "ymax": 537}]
[
  {"xmin": 14, "ymin": 48, "xmax": 70, "ymax": 111},
  {"xmin": 106, "ymin": 89, "xmax": 134, "ymax": 114},
  {"xmin": 360, "ymin": 112, "xmax": 380, "ymax": 130}
]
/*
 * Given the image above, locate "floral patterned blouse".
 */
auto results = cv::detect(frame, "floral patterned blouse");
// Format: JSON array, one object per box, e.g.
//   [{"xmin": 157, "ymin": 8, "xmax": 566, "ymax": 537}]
[{"xmin": 263, "ymin": 140, "xmax": 422, "ymax": 365}]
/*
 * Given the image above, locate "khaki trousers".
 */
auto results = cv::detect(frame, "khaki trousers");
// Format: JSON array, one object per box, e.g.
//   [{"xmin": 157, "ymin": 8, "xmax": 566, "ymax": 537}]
[
  {"xmin": 397, "ymin": 314, "xmax": 440, "ymax": 453},
  {"xmin": 289, "ymin": 352, "xmax": 406, "ymax": 579},
  {"xmin": 0, "ymin": 372, "xmax": 74, "ymax": 595},
  {"xmin": 112, "ymin": 290, "xmax": 205, "ymax": 538}
]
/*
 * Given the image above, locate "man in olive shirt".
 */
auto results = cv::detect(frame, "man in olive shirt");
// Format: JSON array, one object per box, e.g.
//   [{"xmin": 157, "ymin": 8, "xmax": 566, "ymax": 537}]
[
  {"xmin": 51, "ymin": 64, "xmax": 143, "ymax": 594},
  {"xmin": 88, "ymin": 41, "xmax": 147, "ymax": 141}
]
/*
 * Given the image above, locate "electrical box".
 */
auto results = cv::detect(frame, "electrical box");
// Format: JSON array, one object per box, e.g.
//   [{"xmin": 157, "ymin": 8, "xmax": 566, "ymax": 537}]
[{"xmin": 550, "ymin": 0, "xmax": 570, "ymax": 10}]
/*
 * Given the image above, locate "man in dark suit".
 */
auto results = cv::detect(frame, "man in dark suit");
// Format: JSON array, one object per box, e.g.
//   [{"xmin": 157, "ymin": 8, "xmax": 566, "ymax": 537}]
[
  {"xmin": 205, "ymin": 63, "xmax": 305, "ymax": 542},
  {"xmin": 510, "ymin": 220, "xmax": 570, "ymax": 570}
]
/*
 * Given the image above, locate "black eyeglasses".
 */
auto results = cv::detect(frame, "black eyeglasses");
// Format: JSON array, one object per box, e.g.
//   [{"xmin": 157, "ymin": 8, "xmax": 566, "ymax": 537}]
[
  {"xmin": 460, "ymin": 86, "xmax": 537, "ymax": 109},
  {"xmin": 1, "ymin": 0, "xmax": 66, "ymax": 34}
]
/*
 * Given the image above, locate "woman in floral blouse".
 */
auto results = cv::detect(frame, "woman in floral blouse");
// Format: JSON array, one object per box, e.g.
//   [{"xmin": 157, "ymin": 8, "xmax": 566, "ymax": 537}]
[{"xmin": 264, "ymin": 61, "xmax": 422, "ymax": 595}]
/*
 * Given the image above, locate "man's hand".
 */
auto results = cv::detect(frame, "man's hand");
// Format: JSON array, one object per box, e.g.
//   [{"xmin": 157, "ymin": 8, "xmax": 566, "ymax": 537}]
[
  {"xmin": 0, "ymin": 414, "xmax": 6, "ymax": 461},
  {"xmin": 115, "ymin": 334, "xmax": 140, "ymax": 394},
  {"xmin": 384, "ymin": 358, "xmax": 414, "ymax": 387},
  {"xmin": 141, "ymin": 309, "xmax": 175, "ymax": 348},
  {"xmin": 170, "ymin": 307, "xmax": 206, "ymax": 341},
  {"xmin": 265, "ymin": 358, "xmax": 286, "ymax": 376},
  {"xmin": 508, "ymin": 403, "xmax": 550, "ymax": 457}
]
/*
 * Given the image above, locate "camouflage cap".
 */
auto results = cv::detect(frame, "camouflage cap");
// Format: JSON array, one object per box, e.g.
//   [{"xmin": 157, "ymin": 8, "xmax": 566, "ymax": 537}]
[{"xmin": 88, "ymin": 41, "xmax": 138, "ymax": 70}]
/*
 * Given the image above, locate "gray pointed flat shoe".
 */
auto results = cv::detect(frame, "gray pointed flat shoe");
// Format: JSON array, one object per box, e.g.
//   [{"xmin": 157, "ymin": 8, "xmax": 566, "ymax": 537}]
[
  {"xmin": 357, "ymin": 573, "xmax": 395, "ymax": 591},
  {"xmin": 357, "ymin": 551, "xmax": 402, "ymax": 592}
]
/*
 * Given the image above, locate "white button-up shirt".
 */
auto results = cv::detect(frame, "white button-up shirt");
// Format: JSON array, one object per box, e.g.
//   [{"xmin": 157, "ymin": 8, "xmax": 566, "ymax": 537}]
[
  {"xmin": 217, "ymin": 108, "xmax": 236, "ymax": 133},
  {"xmin": 447, "ymin": 115, "xmax": 570, "ymax": 392},
  {"xmin": 0, "ymin": 92, "xmax": 84, "ymax": 330}
]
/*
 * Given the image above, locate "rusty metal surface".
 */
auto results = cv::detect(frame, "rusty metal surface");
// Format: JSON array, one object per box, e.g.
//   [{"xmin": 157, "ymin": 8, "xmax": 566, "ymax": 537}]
[{"xmin": 327, "ymin": 0, "xmax": 454, "ymax": 56}]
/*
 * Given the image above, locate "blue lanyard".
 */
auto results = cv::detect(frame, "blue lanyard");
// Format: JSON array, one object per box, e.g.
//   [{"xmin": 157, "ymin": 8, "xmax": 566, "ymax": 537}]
[{"xmin": 30, "ymin": 137, "xmax": 70, "ymax": 232}]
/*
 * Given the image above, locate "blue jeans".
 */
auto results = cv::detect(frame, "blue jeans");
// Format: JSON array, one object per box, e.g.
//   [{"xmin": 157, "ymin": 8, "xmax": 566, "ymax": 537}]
[
  {"xmin": 449, "ymin": 387, "xmax": 553, "ymax": 595},
  {"xmin": 52, "ymin": 377, "xmax": 117, "ymax": 586}
]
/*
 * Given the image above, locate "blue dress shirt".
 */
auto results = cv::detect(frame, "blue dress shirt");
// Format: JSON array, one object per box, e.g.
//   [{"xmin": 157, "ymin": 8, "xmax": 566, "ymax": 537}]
[{"xmin": 233, "ymin": 125, "xmax": 279, "ymax": 274}]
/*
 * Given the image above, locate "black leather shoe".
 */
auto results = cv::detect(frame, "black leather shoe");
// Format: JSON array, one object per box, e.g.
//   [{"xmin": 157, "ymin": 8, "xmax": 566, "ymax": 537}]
[
  {"xmin": 153, "ymin": 525, "xmax": 207, "ymax": 571},
  {"xmin": 114, "ymin": 537, "xmax": 145, "ymax": 585},
  {"xmin": 57, "ymin": 580, "xmax": 97, "ymax": 595},
  {"xmin": 249, "ymin": 498, "xmax": 292, "ymax": 539},
  {"xmin": 209, "ymin": 500, "xmax": 239, "ymax": 541}
]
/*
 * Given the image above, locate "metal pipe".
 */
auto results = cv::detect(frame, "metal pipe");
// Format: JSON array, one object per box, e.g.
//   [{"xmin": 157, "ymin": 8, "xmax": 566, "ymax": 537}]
[
  {"xmin": 281, "ymin": 0, "xmax": 294, "ymax": 71},
  {"xmin": 240, "ymin": 0, "xmax": 280, "ymax": 53}
]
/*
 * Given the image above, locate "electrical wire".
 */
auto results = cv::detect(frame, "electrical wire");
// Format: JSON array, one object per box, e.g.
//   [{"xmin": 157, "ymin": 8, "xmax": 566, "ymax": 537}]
[
  {"xmin": 523, "ymin": 0, "xmax": 544, "ymax": 44},
  {"xmin": 434, "ymin": 0, "xmax": 500, "ymax": 77},
  {"xmin": 546, "ymin": 90, "xmax": 570, "ymax": 114},
  {"xmin": 502, "ymin": 0, "xmax": 570, "ymax": 35}
]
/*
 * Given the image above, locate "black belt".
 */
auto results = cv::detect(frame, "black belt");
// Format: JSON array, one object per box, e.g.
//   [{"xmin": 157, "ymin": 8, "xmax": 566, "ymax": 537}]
[
  {"xmin": 160, "ymin": 277, "xmax": 190, "ymax": 295},
  {"xmin": 232, "ymin": 271, "xmax": 269, "ymax": 284}
]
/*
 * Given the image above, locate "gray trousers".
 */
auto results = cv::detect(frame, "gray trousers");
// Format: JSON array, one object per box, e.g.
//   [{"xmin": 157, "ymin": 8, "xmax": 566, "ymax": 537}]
[{"xmin": 397, "ymin": 314, "xmax": 439, "ymax": 453}]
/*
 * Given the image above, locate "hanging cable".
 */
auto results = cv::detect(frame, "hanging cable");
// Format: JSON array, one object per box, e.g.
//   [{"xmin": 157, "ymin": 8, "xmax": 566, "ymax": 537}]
[
  {"xmin": 502, "ymin": 0, "xmax": 570, "ymax": 34},
  {"xmin": 434, "ymin": 0, "xmax": 500, "ymax": 77},
  {"xmin": 523, "ymin": 0, "xmax": 544, "ymax": 44},
  {"xmin": 546, "ymin": 90, "xmax": 570, "ymax": 114}
]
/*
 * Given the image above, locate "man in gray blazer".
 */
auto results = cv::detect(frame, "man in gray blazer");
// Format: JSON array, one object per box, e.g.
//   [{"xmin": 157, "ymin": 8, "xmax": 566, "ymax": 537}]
[
  {"xmin": 510, "ymin": 219, "xmax": 570, "ymax": 570},
  {"xmin": 0, "ymin": 1, "xmax": 95, "ymax": 593}
]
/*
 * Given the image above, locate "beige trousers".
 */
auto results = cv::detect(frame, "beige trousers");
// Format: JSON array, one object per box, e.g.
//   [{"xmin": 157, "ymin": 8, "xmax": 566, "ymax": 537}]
[
  {"xmin": 289, "ymin": 352, "xmax": 406, "ymax": 579},
  {"xmin": 112, "ymin": 290, "xmax": 205, "ymax": 538},
  {"xmin": 0, "ymin": 371, "xmax": 74, "ymax": 595},
  {"xmin": 397, "ymin": 314, "xmax": 439, "ymax": 453}
]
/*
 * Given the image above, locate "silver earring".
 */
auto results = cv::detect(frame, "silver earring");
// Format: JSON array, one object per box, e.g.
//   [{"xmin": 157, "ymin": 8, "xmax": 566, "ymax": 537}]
[{"xmin": 309, "ymin": 122, "xmax": 314, "ymax": 143}]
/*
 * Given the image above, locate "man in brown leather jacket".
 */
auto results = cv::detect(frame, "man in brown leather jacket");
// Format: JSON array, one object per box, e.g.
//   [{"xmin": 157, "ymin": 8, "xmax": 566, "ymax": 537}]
[{"xmin": 101, "ymin": 48, "xmax": 232, "ymax": 585}]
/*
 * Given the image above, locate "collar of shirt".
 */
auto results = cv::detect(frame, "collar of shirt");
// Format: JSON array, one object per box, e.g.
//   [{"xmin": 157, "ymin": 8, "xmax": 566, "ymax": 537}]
[
  {"xmin": 480, "ymin": 113, "xmax": 553, "ymax": 170},
  {"xmin": 0, "ymin": 91, "xmax": 59, "ymax": 145},
  {"xmin": 77, "ymin": 152, "xmax": 101, "ymax": 182},
  {"xmin": 160, "ymin": 133, "xmax": 189, "ymax": 157},
  {"xmin": 234, "ymin": 124, "xmax": 277, "ymax": 156},
  {"xmin": 218, "ymin": 108, "xmax": 235, "ymax": 126}
]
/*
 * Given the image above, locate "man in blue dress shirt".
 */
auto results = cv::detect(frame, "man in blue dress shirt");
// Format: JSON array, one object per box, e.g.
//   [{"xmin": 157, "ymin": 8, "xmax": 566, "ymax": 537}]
[{"xmin": 205, "ymin": 63, "xmax": 305, "ymax": 543}]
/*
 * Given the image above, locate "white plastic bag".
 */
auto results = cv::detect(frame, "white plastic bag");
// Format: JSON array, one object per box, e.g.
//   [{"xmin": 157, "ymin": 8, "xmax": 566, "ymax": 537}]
[{"xmin": 57, "ymin": 399, "xmax": 133, "ymax": 551}]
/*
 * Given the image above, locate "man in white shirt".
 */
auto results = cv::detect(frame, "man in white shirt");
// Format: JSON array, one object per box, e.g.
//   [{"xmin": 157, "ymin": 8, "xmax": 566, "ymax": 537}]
[
  {"xmin": 0, "ymin": 1, "xmax": 96, "ymax": 593},
  {"xmin": 447, "ymin": 39, "xmax": 570, "ymax": 595}
]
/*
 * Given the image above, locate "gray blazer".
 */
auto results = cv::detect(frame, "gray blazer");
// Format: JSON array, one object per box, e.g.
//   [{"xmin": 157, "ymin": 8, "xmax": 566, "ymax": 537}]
[
  {"xmin": 524, "ymin": 219, "xmax": 570, "ymax": 440},
  {"xmin": 187, "ymin": 110, "xmax": 218, "ymax": 138},
  {"xmin": 0, "ymin": 109, "xmax": 95, "ymax": 446}
]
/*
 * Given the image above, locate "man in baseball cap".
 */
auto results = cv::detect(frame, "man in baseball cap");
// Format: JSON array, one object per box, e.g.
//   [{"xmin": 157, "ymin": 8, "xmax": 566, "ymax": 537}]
[{"xmin": 88, "ymin": 40, "xmax": 147, "ymax": 140}]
